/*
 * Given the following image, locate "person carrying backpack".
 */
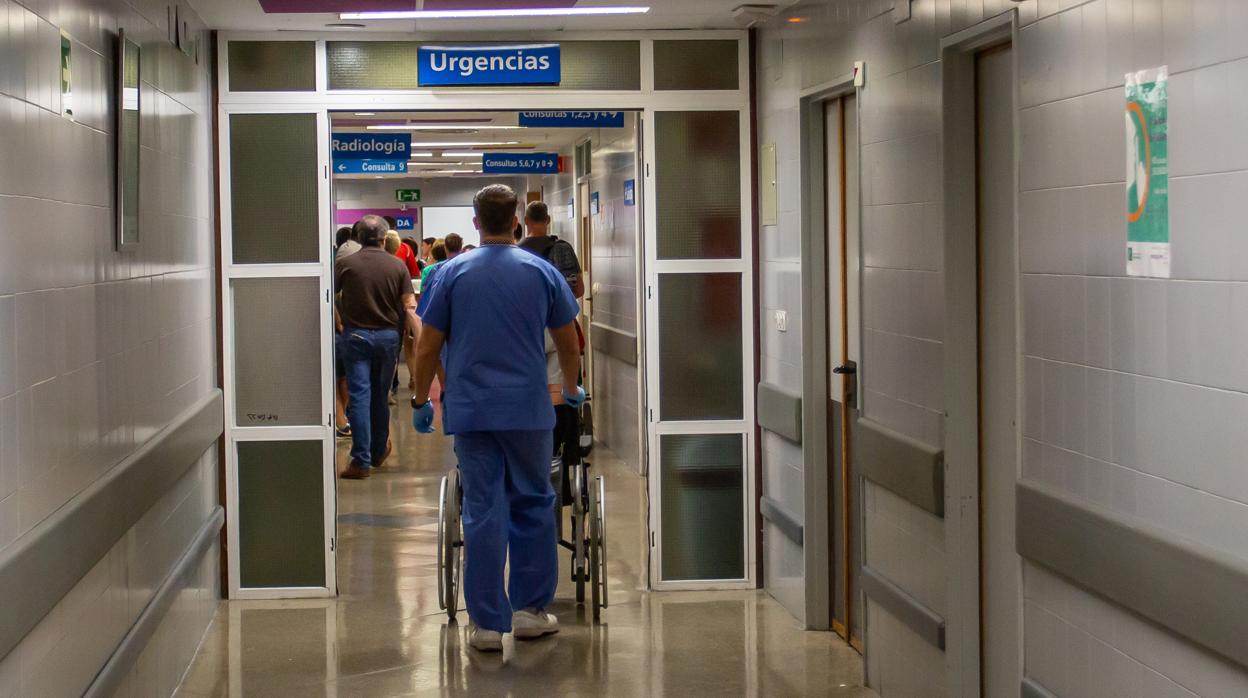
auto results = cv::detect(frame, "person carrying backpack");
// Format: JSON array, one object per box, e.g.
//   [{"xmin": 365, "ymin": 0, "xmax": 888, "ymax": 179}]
[{"xmin": 518, "ymin": 201, "xmax": 584, "ymax": 299}]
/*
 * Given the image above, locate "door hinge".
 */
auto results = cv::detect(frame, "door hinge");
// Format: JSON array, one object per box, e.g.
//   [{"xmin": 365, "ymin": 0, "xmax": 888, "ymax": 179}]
[
  {"xmin": 649, "ymin": 408, "xmax": 654, "ymax": 422},
  {"xmin": 650, "ymin": 531, "xmax": 655, "ymax": 548},
  {"xmin": 646, "ymin": 162, "xmax": 650, "ymax": 177},
  {"xmin": 647, "ymin": 285, "xmax": 653, "ymax": 300},
  {"xmin": 330, "ymin": 537, "xmax": 336, "ymax": 552},
  {"xmin": 326, "ymin": 289, "xmax": 330, "ymax": 303}
]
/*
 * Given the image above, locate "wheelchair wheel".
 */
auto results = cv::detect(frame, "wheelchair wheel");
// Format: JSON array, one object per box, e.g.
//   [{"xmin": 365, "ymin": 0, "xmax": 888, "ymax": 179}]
[
  {"xmin": 590, "ymin": 474, "xmax": 607, "ymax": 621},
  {"xmin": 570, "ymin": 462, "xmax": 586, "ymax": 603},
  {"xmin": 438, "ymin": 470, "xmax": 463, "ymax": 621}
]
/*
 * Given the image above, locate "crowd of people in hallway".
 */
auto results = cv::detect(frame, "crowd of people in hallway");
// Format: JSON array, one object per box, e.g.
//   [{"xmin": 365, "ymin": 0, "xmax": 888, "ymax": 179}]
[{"xmin": 330, "ymin": 185, "xmax": 588, "ymax": 652}]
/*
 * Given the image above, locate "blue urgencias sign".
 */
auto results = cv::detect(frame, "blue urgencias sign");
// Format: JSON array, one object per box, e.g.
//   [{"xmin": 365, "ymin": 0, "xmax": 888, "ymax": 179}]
[
  {"xmin": 482, "ymin": 152, "xmax": 559, "ymax": 174},
  {"xmin": 331, "ymin": 133, "xmax": 411, "ymax": 160},
  {"xmin": 334, "ymin": 160, "xmax": 407, "ymax": 175},
  {"xmin": 519, "ymin": 111, "xmax": 625, "ymax": 128},
  {"xmin": 418, "ymin": 44, "xmax": 560, "ymax": 87}
]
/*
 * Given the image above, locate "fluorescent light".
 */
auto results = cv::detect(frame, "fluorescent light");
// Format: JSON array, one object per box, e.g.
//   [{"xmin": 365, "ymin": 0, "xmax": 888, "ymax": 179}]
[
  {"xmin": 341, "ymin": 7, "xmax": 650, "ymax": 20},
  {"xmin": 408, "ymin": 152, "xmax": 434, "ymax": 158},
  {"xmin": 367, "ymin": 124, "xmax": 523, "ymax": 131},
  {"xmin": 354, "ymin": 112, "xmax": 376, "ymax": 116}
]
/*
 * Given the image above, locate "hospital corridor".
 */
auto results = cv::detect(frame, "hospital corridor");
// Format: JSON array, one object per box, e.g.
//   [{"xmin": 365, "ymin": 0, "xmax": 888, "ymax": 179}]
[{"xmin": 3, "ymin": 1, "xmax": 1248, "ymax": 697}]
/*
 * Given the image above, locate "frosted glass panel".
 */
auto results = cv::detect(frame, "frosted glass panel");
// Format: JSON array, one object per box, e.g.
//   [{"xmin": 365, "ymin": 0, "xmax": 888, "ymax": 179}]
[
  {"xmin": 660, "ymin": 434, "xmax": 744, "ymax": 580},
  {"xmin": 658, "ymin": 273, "xmax": 743, "ymax": 421},
  {"xmin": 238, "ymin": 441, "xmax": 325, "ymax": 588},
  {"xmin": 654, "ymin": 40, "xmax": 739, "ymax": 91},
  {"xmin": 229, "ymin": 113, "xmax": 319, "ymax": 264},
  {"xmin": 233, "ymin": 277, "xmax": 322, "ymax": 426},
  {"xmin": 228, "ymin": 41, "xmax": 316, "ymax": 92},
  {"xmin": 655, "ymin": 111, "xmax": 741, "ymax": 259}
]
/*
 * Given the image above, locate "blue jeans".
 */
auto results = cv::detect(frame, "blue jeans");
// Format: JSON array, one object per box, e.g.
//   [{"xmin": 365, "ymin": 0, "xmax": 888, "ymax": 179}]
[
  {"xmin": 339, "ymin": 327, "xmax": 400, "ymax": 467},
  {"xmin": 454, "ymin": 430, "xmax": 557, "ymax": 633}
]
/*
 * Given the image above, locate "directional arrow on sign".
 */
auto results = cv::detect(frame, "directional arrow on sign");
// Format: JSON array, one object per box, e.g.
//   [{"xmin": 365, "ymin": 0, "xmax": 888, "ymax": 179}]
[{"xmin": 337, "ymin": 163, "xmax": 347, "ymax": 172}]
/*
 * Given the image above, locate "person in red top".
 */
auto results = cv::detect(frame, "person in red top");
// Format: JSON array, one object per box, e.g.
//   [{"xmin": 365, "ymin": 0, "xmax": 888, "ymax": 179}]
[{"xmin": 395, "ymin": 235, "xmax": 421, "ymax": 278}]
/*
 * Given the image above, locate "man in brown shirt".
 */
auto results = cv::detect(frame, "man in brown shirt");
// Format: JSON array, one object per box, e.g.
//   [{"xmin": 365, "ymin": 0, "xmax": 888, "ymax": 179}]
[{"xmin": 335, "ymin": 214, "xmax": 419, "ymax": 479}]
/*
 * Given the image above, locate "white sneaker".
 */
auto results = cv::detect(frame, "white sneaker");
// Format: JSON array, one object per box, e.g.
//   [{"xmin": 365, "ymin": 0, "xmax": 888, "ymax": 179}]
[
  {"xmin": 468, "ymin": 623, "xmax": 503, "ymax": 652},
  {"xmin": 512, "ymin": 608, "xmax": 560, "ymax": 639}
]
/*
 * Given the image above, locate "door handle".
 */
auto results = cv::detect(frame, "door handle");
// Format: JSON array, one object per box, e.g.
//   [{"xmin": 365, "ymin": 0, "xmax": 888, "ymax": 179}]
[{"xmin": 833, "ymin": 365, "xmax": 857, "ymax": 375}]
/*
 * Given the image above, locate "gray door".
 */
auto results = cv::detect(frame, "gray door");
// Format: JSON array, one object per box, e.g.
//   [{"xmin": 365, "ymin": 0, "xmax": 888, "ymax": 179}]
[{"xmin": 975, "ymin": 44, "xmax": 1020, "ymax": 697}]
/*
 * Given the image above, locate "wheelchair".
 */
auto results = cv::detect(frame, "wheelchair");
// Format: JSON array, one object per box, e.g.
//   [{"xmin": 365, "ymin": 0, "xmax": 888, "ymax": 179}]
[{"xmin": 436, "ymin": 398, "xmax": 607, "ymax": 622}]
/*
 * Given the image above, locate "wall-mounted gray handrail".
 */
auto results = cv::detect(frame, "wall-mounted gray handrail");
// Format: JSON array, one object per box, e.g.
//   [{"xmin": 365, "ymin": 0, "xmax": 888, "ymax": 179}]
[
  {"xmin": 756, "ymin": 382, "xmax": 802, "ymax": 443},
  {"xmin": 590, "ymin": 321, "xmax": 638, "ymax": 366},
  {"xmin": 1021, "ymin": 677, "xmax": 1057, "ymax": 698},
  {"xmin": 854, "ymin": 417, "xmax": 944, "ymax": 517},
  {"xmin": 1017, "ymin": 480, "xmax": 1248, "ymax": 670},
  {"xmin": 861, "ymin": 564, "xmax": 946, "ymax": 650},
  {"xmin": 0, "ymin": 390, "xmax": 224, "ymax": 661},
  {"xmin": 760, "ymin": 496, "xmax": 803, "ymax": 546},
  {"xmin": 84, "ymin": 506, "xmax": 224, "ymax": 698}
]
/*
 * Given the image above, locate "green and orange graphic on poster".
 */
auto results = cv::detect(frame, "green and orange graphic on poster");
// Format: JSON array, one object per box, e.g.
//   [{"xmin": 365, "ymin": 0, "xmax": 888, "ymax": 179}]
[{"xmin": 1125, "ymin": 66, "xmax": 1169, "ymax": 278}]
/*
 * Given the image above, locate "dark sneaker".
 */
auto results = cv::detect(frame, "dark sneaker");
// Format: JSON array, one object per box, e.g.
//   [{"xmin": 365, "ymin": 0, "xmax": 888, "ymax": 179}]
[{"xmin": 340, "ymin": 463, "xmax": 370, "ymax": 480}]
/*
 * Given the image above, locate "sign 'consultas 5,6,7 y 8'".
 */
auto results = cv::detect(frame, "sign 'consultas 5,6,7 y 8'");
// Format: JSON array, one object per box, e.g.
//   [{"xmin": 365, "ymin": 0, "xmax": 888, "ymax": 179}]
[{"xmin": 417, "ymin": 44, "xmax": 561, "ymax": 87}]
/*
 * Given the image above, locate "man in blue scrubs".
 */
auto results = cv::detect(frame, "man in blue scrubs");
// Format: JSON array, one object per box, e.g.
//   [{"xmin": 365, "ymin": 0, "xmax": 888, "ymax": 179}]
[{"xmin": 411, "ymin": 184, "xmax": 584, "ymax": 652}]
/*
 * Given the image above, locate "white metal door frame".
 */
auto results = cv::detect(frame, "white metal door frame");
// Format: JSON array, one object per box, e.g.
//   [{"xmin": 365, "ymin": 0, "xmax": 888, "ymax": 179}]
[
  {"xmin": 217, "ymin": 30, "xmax": 754, "ymax": 596},
  {"xmin": 219, "ymin": 105, "xmax": 337, "ymax": 599},
  {"xmin": 642, "ymin": 101, "xmax": 756, "ymax": 591}
]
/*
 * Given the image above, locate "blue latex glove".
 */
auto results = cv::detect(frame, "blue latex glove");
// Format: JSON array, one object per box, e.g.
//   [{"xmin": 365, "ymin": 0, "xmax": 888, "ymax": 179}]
[
  {"xmin": 561, "ymin": 386, "xmax": 587, "ymax": 409},
  {"xmin": 411, "ymin": 398, "xmax": 436, "ymax": 433}
]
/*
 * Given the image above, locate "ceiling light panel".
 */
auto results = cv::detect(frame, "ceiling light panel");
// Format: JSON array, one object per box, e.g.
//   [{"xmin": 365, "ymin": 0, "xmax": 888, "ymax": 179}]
[{"xmin": 340, "ymin": 7, "xmax": 650, "ymax": 20}]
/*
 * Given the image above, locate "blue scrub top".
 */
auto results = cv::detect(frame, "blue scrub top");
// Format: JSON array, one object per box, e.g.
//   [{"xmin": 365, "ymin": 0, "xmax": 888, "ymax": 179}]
[{"xmin": 419, "ymin": 244, "xmax": 580, "ymax": 434}]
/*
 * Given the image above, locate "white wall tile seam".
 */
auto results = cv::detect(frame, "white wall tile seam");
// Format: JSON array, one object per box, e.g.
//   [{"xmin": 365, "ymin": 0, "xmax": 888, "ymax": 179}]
[
  {"xmin": 1020, "ymin": 179, "xmax": 1126, "ymax": 194},
  {"xmin": 1023, "ymin": 352, "xmax": 1248, "ymax": 396},
  {"xmin": 1022, "ymin": 434, "xmax": 1248, "ymax": 514},
  {"xmin": 1021, "ymin": 272, "xmax": 1248, "ymax": 285},
  {"xmin": 862, "ymin": 389, "xmax": 944, "ymax": 418}
]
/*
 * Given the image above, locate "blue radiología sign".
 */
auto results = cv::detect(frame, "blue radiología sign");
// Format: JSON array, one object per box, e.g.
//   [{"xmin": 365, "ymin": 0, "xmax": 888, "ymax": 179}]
[
  {"xmin": 518, "ymin": 111, "xmax": 625, "ymax": 128},
  {"xmin": 334, "ymin": 160, "xmax": 408, "ymax": 175},
  {"xmin": 624, "ymin": 179, "xmax": 636, "ymax": 206},
  {"xmin": 418, "ymin": 44, "xmax": 560, "ymax": 87},
  {"xmin": 482, "ymin": 152, "xmax": 559, "ymax": 174},
  {"xmin": 331, "ymin": 133, "xmax": 411, "ymax": 160}
]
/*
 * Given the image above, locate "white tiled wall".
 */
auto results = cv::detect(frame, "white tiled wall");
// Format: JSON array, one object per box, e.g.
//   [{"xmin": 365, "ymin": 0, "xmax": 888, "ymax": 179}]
[
  {"xmin": 756, "ymin": 0, "xmax": 1248, "ymax": 694},
  {"xmin": 0, "ymin": 0, "xmax": 218, "ymax": 692},
  {"xmin": 588, "ymin": 117, "xmax": 641, "ymax": 468}
]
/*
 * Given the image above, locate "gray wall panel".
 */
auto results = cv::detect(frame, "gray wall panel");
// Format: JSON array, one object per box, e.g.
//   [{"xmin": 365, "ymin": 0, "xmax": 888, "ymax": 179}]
[
  {"xmin": 854, "ymin": 417, "xmax": 944, "ymax": 517},
  {"xmin": 1017, "ymin": 481, "xmax": 1248, "ymax": 670},
  {"xmin": 756, "ymin": 382, "xmax": 802, "ymax": 443}
]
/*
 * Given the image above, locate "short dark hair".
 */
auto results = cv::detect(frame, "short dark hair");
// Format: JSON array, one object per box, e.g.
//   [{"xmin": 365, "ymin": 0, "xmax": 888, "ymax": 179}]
[
  {"xmin": 445, "ymin": 233, "xmax": 463, "ymax": 254},
  {"xmin": 335, "ymin": 226, "xmax": 352, "ymax": 247},
  {"xmin": 422, "ymin": 237, "xmax": 435, "ymax": 246},
  {"xmin": 353, "ymin": 215, "xmax": 388, "ymax": 247},
  {"xmin": 473, "ymin": 184, "xmax": 519, "ymax": 236},
  {"xmin": 513, "ymin": 223, "xmax": 524, "ymax": 242},
  {"xmin": 524, "ymin": 201, "xmax": 550, "ymax": 224},
  {"xmin": 383, "ymin": 215, "xmax": 398, "ymax": 230}
]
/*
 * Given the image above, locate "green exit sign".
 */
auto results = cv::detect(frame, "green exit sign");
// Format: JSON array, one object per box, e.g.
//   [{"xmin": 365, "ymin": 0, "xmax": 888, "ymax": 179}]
[{"xmin": 396, "ymin": 189, "xmax": 421, "ymax": 203}]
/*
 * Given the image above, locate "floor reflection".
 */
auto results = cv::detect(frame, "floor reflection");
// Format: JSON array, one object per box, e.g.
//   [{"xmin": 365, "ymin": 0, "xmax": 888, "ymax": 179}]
[{"xmin": 176, "ymin": 381, "xmax": 869, "ymax": 697}]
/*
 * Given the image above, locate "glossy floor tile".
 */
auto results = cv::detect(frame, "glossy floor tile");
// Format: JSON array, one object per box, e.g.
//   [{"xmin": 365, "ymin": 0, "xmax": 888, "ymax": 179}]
[{"xmin": 175, "ymin": 388, "xmax": 869, "ymax": 697}]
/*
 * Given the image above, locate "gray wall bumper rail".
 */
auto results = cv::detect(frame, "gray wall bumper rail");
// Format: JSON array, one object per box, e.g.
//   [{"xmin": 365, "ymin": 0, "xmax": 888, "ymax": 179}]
[
  {"xmin": 760, "ymin": 496, "xmax": 803, "ymax": 546},
  {"xmin": 756, "ymin": 382, "xmax": 802, "ymax": 443},
  {"xmin": 590, "ymin": 322, "xmax": 638, "ymax": 366},
  {"xmin": 1021, "ymin": 677, "xmax": 1058, "ymax": 698},
  {"xmin": 0, "ymin": 389, "xmax": 224, "ymax": 661},
  {"xmin": 84, "ymin": 506, "xmax": 224, "ymax": 698},
  {"xmin": 861, "ymin": 564, "xmax": 946, "ymax": 650},
  {"xmin": 854, "ymin": 418, "xmax": 944, "ymax": 517},
  {"xmin": 1017, "ymin": 480, "xmax": 1248, "ymax": 669}
]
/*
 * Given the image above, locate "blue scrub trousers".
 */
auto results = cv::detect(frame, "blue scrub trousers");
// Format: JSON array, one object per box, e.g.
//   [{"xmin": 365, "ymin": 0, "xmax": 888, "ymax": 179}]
[
  {"xmin": 454, "ymin": 430, "xmax": 557, "ymax": 633},
  {"xmin": 339, "ymin": 327, "xmax": 400, "ymax": 468}
]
